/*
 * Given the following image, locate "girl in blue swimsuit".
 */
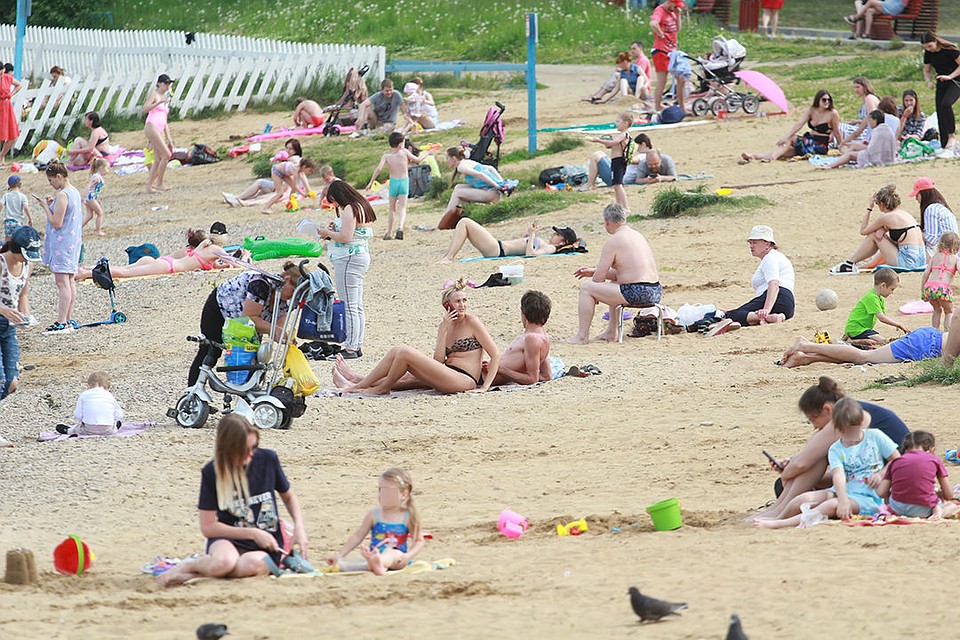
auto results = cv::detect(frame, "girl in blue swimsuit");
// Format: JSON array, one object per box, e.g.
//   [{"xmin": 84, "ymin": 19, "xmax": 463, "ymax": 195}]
[{"xmin": 327, "ymin": 468, "xmax": 424, "ymax": 575}]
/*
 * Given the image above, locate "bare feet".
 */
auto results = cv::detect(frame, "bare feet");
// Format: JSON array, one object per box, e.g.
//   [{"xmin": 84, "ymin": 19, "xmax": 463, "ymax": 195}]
[
  {"xmin": 146, "ymin": 188, "xmax": 161, "ymax": 194},
  {"xmin": 436, "ymin": 256, "xmax": 454, "ymax": 264},
  {"xmin": 74, "ymin": 267, "xmax": 92, "ymax": 281},
  {"xmin": 360, "ymin": 546, "xmax": 387, "ymax": 576},
  {"xmin": 156, "ymin": 566, "xmax": 194, "ymax": 587},
  {"xmin": 332, "ymin": 368, "xmax": 352, "ymax": 390},
  {"xmin": 741, "ymin": 152, "xmax": 752, "ymax": 162},
  {"xmin": 752, "ymin": 519, "xmax": 780, "ymax": 530},
  {"xmin": 333, "ymin": 355, "xmax": 362, "ymax": 383},
  {"xmin": 594, "ymin": 331, "xmax": 616, "ymax": 342},
  {"xmin": 782, "ymin": 336, "xmax": 812, "ymax": 359},
  {"xmin": 95, "ymin": 231, "xmax": 106, "ymax": 237},
  {"xmin": 565, "ymin": 335, "xmax": 590, "ymax": 345},
  {"xmin": 261, "ymin": 208, "xmax": 273, "ymax": 215}
]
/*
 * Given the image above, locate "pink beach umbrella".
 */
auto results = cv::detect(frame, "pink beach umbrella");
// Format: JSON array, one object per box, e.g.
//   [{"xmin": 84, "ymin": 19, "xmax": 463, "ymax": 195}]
[{"xmin": 734, "ymin": 70, "xmax": 789, "ymax": 114}]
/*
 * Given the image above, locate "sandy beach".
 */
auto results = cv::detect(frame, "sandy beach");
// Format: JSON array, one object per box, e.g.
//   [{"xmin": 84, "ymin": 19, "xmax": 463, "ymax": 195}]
[{"xmin": 1, "ymin": 63, "xmax": 959, "ymax": 638}]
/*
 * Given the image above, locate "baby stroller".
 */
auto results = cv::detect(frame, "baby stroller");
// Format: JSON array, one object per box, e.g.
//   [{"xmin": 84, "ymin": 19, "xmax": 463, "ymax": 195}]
[
  {"xmin": 687, "ymin": 36, "xmax": 759, "ymax": 117},
  {"xmin": 80, "ymin": 258, "xmax": 127, "ymax": 328},
  {"xmin": 461, "ymin": 101, "xmax": 505, "ymax": 168},
  {"xmin": 323, "ymin": 65, "xmax": 370, "ymax": 136}
]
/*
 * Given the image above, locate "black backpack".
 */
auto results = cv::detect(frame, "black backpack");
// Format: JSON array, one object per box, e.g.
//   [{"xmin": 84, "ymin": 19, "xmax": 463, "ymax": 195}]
[
  {"xmin": 408, "ymin": 164, "xmax": 431, "ymax": 198},
  {"xmin": 188, "ymin": 143, "xmax": 219, "ymax": 165},
  {"xmin": 538, "ymin": 167, "xmax": 564, "ymax": 187}
]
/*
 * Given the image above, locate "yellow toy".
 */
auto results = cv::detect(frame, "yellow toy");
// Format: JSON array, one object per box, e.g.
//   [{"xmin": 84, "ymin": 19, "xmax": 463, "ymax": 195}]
[
  {"xmin": 307, "ymin": 190, "xmax": 317, "ymax": 199},
  {"xmin": 285, "ymin": 193, "xmax": 299, "ymax": 212},
  {"xmin": 557, "ymin": 518, "xmax": 588, "ymax": 536}
]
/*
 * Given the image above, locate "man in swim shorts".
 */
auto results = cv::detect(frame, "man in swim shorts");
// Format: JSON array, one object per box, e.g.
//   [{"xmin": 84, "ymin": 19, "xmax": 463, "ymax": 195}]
[
  {"xmin": 780, "ymin": 326, "xmax": 945, "ymax": 368},
  {"xmin": 293, "ymin": 97, "xmax": 326, "ymax": 128},
  {"xmin": 567, "ymin": 203, "xmax": 662, "ymax": 344}
]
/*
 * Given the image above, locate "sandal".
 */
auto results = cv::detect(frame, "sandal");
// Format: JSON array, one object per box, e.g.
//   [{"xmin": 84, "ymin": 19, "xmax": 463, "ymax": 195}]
[{"xmin": 581, "ymin": 364, "xmax": 602, "ymax": 376}]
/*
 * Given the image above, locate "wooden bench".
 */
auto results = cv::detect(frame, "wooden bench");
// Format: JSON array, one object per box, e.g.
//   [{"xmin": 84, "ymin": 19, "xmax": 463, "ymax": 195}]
[
  {"xmin": 871, "ymin": 0, "xmax": 938, "ymax": 40},
  {"xmin": 692, "ymin": 0, "xmax": 731, "ymax": 27}
]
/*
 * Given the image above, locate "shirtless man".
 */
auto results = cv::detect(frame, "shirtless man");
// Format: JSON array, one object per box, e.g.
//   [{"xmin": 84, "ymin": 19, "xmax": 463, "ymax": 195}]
[
  {"xmin": 567, "ymin": 203, "xmax": 662, "ymax": 344},
  {"xmin": 485, "ymin": 290, "xmax": 552, "ymax": 385},
  {"xmin": 293, "ymin": 97, "xmax": 326, "ymax": 128}
]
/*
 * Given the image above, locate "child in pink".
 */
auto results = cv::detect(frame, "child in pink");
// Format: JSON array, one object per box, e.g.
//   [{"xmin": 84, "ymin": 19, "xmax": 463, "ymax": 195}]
[{"xmin": 878, "ymin": 430, "xmax": 958, "ymax": 519}]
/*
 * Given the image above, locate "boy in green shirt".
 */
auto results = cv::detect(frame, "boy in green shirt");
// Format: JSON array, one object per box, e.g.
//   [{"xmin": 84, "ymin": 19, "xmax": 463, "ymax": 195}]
[{"xmin": 844, "ymin": 267, "xmax": 909, "ymax": 347}]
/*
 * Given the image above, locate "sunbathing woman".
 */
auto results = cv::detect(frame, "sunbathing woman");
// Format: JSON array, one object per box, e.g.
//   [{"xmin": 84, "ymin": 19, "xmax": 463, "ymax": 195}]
[
  {"xmin": 75, "ymin": 238, "xmax": 241, "ymax": 281},
  {"xmin": 741, "ymin": 89, "xmax": 841, "ymax": 162},
  {"xmin": 437, "ymin": 147, "xmax": 516, "ymax": 230},
  {"xmin": 437, "ymin": 220, "xmax": 578, "ymax": 263},
  {"xmin": 332, "ymin": 279, "xmax": 500, "ymax": 395}
]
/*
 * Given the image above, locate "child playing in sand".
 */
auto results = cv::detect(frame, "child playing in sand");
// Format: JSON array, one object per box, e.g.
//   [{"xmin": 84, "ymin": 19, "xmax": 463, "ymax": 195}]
[
  {"xmin": 261, "ymin": 157, "xmax": 317, "ymax": 214},
  {"xmin": 1, "ymin": 175, "xmax": 30, "ymax": 242},
  {"xmin": 487, "ymin": 290, "xmax": 552, "ymax": 386},
  {"xmin": 327, "ymin": 467, "xmax": 425, "ymax": 575},
  {"xmin": 55, "ymin": 371, "xmax": 123, "ymax": 436},
  {"xmin": 920, "ymin": 232, "xmax": 960, "ymax": 331},
  {"xmin": 586, "ymin": 112, "xmax": 633, "ymax": 211},
  {"xmin": 366, "ymin": 132, "xmax": 426, "ymax": 240},
  {"xmin": 81, "ymin": 158, "xmax": 108, "ymax": 237},
  {"xmin": 754, "ymin": 398, "xmax": 900, "ymax": 529},
  {"xmin": 843, "ymin": 267, "xmax": 909, "ymax": 347},
  {"xmin": 878, "ymin": 431, "xmax": 958, "ymax": 520}
]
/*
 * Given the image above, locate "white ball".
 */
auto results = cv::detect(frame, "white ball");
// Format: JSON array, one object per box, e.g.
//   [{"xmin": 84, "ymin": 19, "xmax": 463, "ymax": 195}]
[{"xmin": 816, "ymin": 289, "xmax": 838, "ymax": 311}]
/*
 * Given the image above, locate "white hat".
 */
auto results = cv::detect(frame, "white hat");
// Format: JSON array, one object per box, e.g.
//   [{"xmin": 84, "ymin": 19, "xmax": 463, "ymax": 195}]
[
  {"xmin": 403, "ymin": 82, "xmax": 419, "ymax": 94},
  {"xmin": 747, "ymin": 225, "xmax": 776, "ymax": 245}
]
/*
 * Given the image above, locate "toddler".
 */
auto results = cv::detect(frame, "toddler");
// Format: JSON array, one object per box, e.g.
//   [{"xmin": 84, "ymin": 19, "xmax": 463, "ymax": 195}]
[
  {"xmin": 588, "ymin": 112, "xmax": 633, "ymax": 211},
  {"xmin": 82, "ymin": 158, "xmax": 108, "ymax": 236},
  {"xmin": 328, "ymin": 468, "xmax": 424, "ymax": 575},
  {"xmin": 56, "ymin": 371, "xmax": 123, "ymax": 436},
  {"xmin": 843, "ymin": 267, "xmax": 908, "ymax": 347},
  {"xmin": 1, "ymin": 175, "xmax": 30, "ymax": 242},
  {"xmin": 920, "ymin": 231, "xmax": 960, "ymax": 330},
  {"xmin": 878, "ymin": 431, "xmax": 958, "ymax": 519},
  {"xmin": 262, "ymin": 157, "xmax": 317, "ymax": 214}
]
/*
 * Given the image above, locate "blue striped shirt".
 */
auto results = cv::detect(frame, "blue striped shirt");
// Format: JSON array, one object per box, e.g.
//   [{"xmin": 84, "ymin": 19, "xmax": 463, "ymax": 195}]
[{"xmin": 922, "ymin": 203, "xmax": 959, "ymax": 256}]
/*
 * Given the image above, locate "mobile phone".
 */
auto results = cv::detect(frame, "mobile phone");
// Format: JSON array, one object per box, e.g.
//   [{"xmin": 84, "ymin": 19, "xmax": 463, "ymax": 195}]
[
  {"xmin": 443, "ymin": 301, "xmax": 457, "ymax": 318},
  {"xmin": 30, "ymin": 193, "xmax": 43, "ymax": 201},
  {"xmin": 763, "ymin": 450, "xmax": 784, "ymax": 471}
]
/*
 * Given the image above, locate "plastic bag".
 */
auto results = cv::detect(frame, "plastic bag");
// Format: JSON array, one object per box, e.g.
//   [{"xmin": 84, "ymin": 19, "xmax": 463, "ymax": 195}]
[
  {"xmin": 223, "ymin": 317, "xmax": 259, "ymax": 348},
  {"xmin": 284, "ymin": 344, "xmax": 320, "ymax": 396}
]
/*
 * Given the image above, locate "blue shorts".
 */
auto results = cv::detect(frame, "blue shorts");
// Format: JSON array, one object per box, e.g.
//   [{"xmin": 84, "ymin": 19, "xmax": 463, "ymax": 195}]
[
  {"xmin": 897, "ymin": 244, "xmax": 926, "ymax": 269},
  {"xmin": 881, "ymin": 0, "xmax": 906, "ymax": 15},
  {"xmin": 832, "ymin": 488, "xmax": 883, "ymax": 515},
  {"xmin": 889, "ymin": 326, "xmax": 943, "ymax": 361},
  {"xmin": 389, "ymin": 177, "xmax": 409, "ymax": 198},
  {"xmin": 597, "ymin": 156, "xmax": 613, "ymax": 186},
  {"xmin": 889, "ymin": 498, "xmax": 934, "ymax": 518},
  {"xmin": 3, "ymin": 218, "xmax": 18, "ymax": 239}
]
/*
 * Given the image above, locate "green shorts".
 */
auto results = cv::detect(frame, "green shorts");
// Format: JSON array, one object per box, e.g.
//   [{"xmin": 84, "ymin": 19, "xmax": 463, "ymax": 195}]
[{"xmin": 389, "ymin": 177, "xmax": 410, "ymax": 198}]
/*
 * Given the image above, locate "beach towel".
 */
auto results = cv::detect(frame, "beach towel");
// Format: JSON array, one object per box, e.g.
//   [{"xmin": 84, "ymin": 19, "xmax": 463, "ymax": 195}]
[
  {"xmin": 38, "ymin": 421, "xmax": 156, "ymax": 442},
  {"xmin": 276, "ymin": 558, "xmax": 457, "ymax": 578},
  {"xmin": 458, "ymin": 251, "xmax": 582, "ymax": 263},
  {"xmin": 537, "ymin": 120, "xmax": 711, "ymax": 134},
  {"xmin": 247, "ymin": 125, "xmax": 356, "ymax": 143},
  {"xmin": 315, "ymin": 382, "xmax": 546, "ymax": 399}
]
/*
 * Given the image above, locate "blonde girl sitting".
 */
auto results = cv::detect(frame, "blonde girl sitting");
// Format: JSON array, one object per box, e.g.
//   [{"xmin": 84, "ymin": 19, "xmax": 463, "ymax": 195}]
[
  {"xmin": 328, "ymin": 468, "xmax": 425, "ymax": 575},
  {"xmin": 920, "ymin": 231, "xmax": 960, "ymax": 330}
]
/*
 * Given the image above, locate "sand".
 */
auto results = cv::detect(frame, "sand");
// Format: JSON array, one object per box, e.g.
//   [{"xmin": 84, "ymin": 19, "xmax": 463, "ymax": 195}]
[{"xmin": 1, "ymin": 64, "xmax": 958, "ymax": 639}]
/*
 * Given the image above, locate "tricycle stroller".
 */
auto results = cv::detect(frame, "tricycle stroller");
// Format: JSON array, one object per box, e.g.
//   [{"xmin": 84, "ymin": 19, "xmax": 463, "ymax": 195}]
[
  {"xmin": 167, "ymin": 260, "xmax": 318, "ymax": 431},
  {"xmin": 461, "ymin": 101, "xmax": 505, "ymax": 168},
  {"xmin": 80, "ymin": 258, "xmax": 127, "ymax": 328}
]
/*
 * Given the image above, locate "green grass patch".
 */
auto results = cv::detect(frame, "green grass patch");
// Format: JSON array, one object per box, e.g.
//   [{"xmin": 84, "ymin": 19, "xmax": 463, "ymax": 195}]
[
  {"xmin": 500, "ymin": 135, "xmax": 585, "ymax": 164},
  {"xmin": 466, "ymin": 190, "xmax": 597, "ymax": 225},
  {"xmin": 647, "ymin": 185, "xmax": 770, "ymax": 219},
  {"xmin": 866, "ymin": 359, "xmax": 960, "ymax": 388}
]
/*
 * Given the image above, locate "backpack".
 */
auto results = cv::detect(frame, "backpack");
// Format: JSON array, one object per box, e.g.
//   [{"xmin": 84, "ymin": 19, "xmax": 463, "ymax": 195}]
[
  {"xmin": 660, "ymin": 105, "xmax": 686, "ymax": 124},
  {"xmin": 561, "ymin": 164, "xmax": 588, "ymax": 187},
  {"xmin": 407, "ymin": 163, "xmax": 432, "ymax": 198},
  {"xmin": 124, "ymin": 243, "xmax": 160, "ymax": 264},
  {"xmin": 538, "ymin": 167, "xmax": 565, "ymax": 187},
  {"xmin": 188, "ymin": 143, "xmax": 219, "ymax": 165}
]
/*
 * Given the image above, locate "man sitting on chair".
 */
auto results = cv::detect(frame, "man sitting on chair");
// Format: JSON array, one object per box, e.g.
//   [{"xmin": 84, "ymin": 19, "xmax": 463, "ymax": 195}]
[{"xmin": 567, "ymin": 203, "xmax": 662, "ymax": 344}]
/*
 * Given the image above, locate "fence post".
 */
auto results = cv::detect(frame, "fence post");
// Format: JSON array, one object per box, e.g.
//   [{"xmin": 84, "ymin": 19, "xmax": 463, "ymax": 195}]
[{"xmin": 526, "ymin": 12, "xmax": 537, "ymax": 155}]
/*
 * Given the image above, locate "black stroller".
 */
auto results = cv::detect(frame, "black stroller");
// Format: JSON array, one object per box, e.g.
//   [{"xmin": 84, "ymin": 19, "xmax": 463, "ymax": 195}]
[
  {"xmin": 323, "ymin": 64, "xmax": 370, "ymax": 136},
  {"xmin": 80, "ymin": 258, "xmax": 127, "ymax": 328},
  {"xmin": 461, "ymin": 101, "xmax": 505, "ymax": 168}
]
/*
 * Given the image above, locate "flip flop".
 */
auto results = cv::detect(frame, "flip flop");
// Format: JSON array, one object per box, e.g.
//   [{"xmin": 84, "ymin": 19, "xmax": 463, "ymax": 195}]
[{"xmin": 581, "ymin": 364, "xmax": 602, "ymax": 376}]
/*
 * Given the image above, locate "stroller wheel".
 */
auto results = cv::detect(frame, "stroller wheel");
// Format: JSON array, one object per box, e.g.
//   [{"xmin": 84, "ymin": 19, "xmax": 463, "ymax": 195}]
[
  {"xmin": 691, "ymin": 98, "xmax": 710, "ymax": 118},
  {"xmin": 710, "ymin": 98, "xmax": 729, "ymax": 117},
  {"xmin": 113, "ymin": 311, "xmax": 127, "ymax": 324},
  {"xmin": 726, "ymin": 94, "xmax": 742, "ymax": 113},
  {"xmin": 174, "ymin": 394, "xmax": 209, "ymax": 429},
  {"xmin": 251, "ymin": 400, "xmax": 287, "ymax": 430},
  {"xmin": 742, "ymin": 94, "xmax": 761, "ymax": 114}
]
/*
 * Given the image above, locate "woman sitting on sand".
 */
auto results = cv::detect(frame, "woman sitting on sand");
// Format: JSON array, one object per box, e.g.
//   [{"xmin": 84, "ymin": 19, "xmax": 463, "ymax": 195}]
[
  {"xmin": 157, "ymin": 414, "xmax": 309, "ymax": 587},
  {"xmin": 740, "ymin": 89, "xmax": 841, "ymax": 162},
  {"xmin": 748, "ymin": 376, "xmax": 908, "ymax": 522},
  {"xmin": 779, "ymin": 326, "xmax": 946, "ymax": 368},
  {"xmin": 437, "ymin": 147, "xmax": 515, "ymax": 230},
  {"xmin": 66, "ymin": 111, "xmax": 110, "ymax": 166},
  {"xmin": 828, "ymin": 183, "xmax": 925, "ymax": 274},
  {"xmin": 437, "ymin": 220, "xmax": 578, "ymax": 263},
  {"xmin": 332, "ymin": 279, "xmax": 500, "ymax": 395},
  {"xmin": 715, "ymin": 225, "xmax": 794, "ymax": 332},
  {"xmin": 910, "ymin": 177, "xmax": 958, "ymax": 258},
  {"xmin": 75, "ymin": 238, "xmax": 242, "ymax": 281}
]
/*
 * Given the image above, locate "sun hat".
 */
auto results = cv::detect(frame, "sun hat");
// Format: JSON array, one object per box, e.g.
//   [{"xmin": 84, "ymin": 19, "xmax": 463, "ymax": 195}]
[
  {"xmin": 908, "ymin": 177, "xmax": 935, "ymax": 198},
  {"xmin": 552, "ymin": 226, "xmax": 578, "ymax": 245},
  {"xmin": 403, "ymin": 82, "xmax": 419, "ymax": 94},
  {"xmin": 747, "ymin": 225, "xmax": 776, "ymax": 245},
  {"xmin": 10, "ymin": 226, "xmax": 42, "ymax": 261},
  {"xmin": 672, "ymin": 0, "xmax": 686, "ymax": 7}
]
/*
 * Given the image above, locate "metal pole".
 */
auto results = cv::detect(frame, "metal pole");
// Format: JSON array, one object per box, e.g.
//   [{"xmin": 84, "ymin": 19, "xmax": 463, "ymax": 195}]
[
  {"xmin": 526, "ymin": 13, "xmax": 537, "ymax": 155},
  {"xmin": 14, "ymin": 0, "xmax": 31, "ymax": 81}
]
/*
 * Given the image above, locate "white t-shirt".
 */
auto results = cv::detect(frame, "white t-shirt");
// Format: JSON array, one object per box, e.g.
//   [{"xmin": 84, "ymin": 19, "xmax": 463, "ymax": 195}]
[
  {"xmin": 751, "ymin": 249, "xmax": 795, "ymax": 296},
  {"xmin": 74, "ymin": 386, "xmax": 123, "ymax": 427}
]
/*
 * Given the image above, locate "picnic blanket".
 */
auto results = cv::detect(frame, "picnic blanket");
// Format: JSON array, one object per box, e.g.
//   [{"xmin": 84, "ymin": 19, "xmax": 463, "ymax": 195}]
[{"xmin": 38, "ymin": 421, "xmax": 157, "ymax": 442}]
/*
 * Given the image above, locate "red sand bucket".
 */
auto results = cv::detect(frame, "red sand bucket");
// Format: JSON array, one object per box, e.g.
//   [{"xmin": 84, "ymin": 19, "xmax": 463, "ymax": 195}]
[{"xmin": 53, "ymin": 535, "xmax": 93, "ymax": 575}]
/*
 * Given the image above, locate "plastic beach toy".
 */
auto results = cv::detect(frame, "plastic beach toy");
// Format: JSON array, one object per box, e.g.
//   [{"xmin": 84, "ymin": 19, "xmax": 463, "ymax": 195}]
[
  {"xmin": 715, "ymin": 188, "xmax": 732, "ymax": 196},
  {"xmin": 557, "ymin": 518, "xmax": 588, "ymax": 536},
  {"xmin": 498, "ymin": 509, "xmax": 529, "ymax": 539},
  {"xmin": 646, "ymin": 498, "xmax": 683, "ymax": 531},
  {"xmin": 53, "ymin": 535, "xmax": 94, "ymax": 575}
]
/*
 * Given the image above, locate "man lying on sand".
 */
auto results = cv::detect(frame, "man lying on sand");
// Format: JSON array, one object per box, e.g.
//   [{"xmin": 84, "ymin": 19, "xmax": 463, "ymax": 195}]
[
  {"xmin": 484, "ymin": 290, "xmax": 552, "ymax": 386},
  {"xmin": 779, "ymin": 327, "xmax": 946, "ymax": 368}
]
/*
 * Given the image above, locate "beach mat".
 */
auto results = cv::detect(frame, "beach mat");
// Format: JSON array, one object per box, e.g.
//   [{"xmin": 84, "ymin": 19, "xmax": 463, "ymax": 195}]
[
  {"xmin": 38, "ymin": 421, "xmax": 157, "ymax": 442},
  {"xmin": 315, "ymin": 382, "xmax": 545, "ymax": 398},
  {"xmin": 458, "ymin": 252, "xmax": 581, "ymax": 263},
  {"xmin": 538, "ymin": 119, "xmax": 711, "ymax": 134},
  {"xmin": 276, "ymin": 558, "xmax": 457, "ymax": 579}
]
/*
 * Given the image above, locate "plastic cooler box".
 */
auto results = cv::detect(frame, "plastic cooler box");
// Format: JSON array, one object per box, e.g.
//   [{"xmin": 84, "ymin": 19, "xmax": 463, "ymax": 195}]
[
  {"xmin": 224, "ymin": 346, "xmax": 257, "ymax": 384},
  {"xmin": 298, "ymin": 300, "xmax": 346, "ymax": 342}
]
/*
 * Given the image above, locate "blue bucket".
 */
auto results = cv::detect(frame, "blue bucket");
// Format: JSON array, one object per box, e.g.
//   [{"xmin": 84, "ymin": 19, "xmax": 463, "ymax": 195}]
[{"xmin": 224, "ymin": 346, "xmax": 256, "ymax": 384}]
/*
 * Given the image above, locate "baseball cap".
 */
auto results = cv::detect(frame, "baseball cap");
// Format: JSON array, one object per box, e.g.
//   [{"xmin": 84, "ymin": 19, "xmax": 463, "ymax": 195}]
[
  {"xmin": 552, "ymin": 226, "xmax": 578, "ymax": 246},
  {"xmin": 209, "ymin": 221, "xmax": 228, "ymax": 235},
  {"xmin": 672, "ymin": 0, "xmax": 685, "ymax": 7},
  {"xmin": 7, "ymin": 175, "xmax": 21, "ymax": 187},
  {"xmin": 747, "ymin": 225, "xmax": 776, "ymax": 245},
  {"xmin": 907, "ymin": 177, "xmax": 935, "ymax": 198},
  {"xmin": 10, "ymin": 226, "xmax": 42, "ymax": 261},
  {"xmin": 157, "ymin": 74, "xmax": 176, "ymax": 85}
]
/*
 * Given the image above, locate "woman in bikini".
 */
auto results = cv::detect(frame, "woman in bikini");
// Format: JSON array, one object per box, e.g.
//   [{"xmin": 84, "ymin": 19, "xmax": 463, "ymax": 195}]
[
  {"xmin": 74, "ymin": 238, "xmax": 241, "ymax": 281},
  {"xmin": 332, "ymin": 279, "xmax": 500, "ymax": 395},
  {"xmin": 143, "ymin": 74, "xmax": 175, "ymax": 193},
  {"xmin": 66, "ymin": 111, "xmax": 110, "ymax": 166},
  {"xmin": 829, "ymin": 183, "xmax": 926, "ymax": 274},
  {"xmin": 437, "ymin": 220, "xmax": 578, "ymax": 263},
  {"xmin": 741, "ymin": 89, "xmax": 841, "ymax": 162}
]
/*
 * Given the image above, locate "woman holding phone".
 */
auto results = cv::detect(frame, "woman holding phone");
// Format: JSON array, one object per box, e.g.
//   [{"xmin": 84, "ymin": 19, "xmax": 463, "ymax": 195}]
[{"xmin": 331, "ymin": 278, "xmax": 500, "ymax": 394}]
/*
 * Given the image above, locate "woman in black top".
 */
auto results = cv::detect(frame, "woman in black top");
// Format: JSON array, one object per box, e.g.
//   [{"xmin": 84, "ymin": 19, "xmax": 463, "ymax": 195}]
[{"xmin": 922, "ymin": 32, "xmax": 960, "ymax": 150}]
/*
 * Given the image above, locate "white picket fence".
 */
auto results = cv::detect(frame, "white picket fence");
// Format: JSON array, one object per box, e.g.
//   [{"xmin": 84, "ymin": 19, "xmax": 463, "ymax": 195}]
[{"xmin": 0, "ymin": 25, "xmax": 386, "ymax": 151}]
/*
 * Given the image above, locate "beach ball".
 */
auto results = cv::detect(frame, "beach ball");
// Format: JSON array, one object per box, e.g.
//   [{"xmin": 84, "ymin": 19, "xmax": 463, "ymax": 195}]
[
  {"xmin": 815, "ymin": 289, "xmax": 838, "ymax": 311},
  {"xmin": 53, "ymin": 535, "xmax": 94, "ymax": 575}
]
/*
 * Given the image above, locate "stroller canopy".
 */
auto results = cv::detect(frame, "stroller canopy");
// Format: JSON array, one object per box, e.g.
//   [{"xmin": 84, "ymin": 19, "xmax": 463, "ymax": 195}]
[{"xmin": 709, "ymin": 36, "xmax": 746, "ymax": 70}]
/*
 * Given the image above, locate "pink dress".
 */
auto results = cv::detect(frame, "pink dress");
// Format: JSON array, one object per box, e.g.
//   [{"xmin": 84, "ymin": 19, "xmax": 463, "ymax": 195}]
[{"xmin": 0, "ymin": 74, "xmax": 19, "ymax": 141}]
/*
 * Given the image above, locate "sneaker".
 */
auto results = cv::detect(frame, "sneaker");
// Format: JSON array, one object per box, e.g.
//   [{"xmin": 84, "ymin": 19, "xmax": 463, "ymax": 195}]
[
  {"xmin": 828, "ymin": 261, "xmax": 858, "ymax": 275},
  {"xmin": 55, "ymin": 424, "xmax": 71, "ymax": 435},
  {"xmin": 43, "ymin": 322, "xmax": 74, "ymax": 334},
  {"xmin": 394, "ymin": 229, "xmax": 404, "ymax": 240},
  {"xmin": 704, "ymin": 318, "xmax": 738, "ymax": 337}
]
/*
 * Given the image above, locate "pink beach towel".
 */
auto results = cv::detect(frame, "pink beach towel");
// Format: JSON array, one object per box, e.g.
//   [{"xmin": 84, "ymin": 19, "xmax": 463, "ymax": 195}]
[{"xmin": 38, "ymin": 421, "xmax": 157, "ymax": 442}]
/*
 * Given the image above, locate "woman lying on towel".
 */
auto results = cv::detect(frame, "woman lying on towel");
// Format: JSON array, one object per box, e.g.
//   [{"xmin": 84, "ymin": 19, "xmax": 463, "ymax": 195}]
[
  {"xmin": 332, "ymin": 279, "xmax": 500, "ymax": 394},
  {"xmin": 437, "ymin": 220, "xmax": 579, "ymax": 263},
  {"xmin": 75, "ymin": 238, "xmax": 244, "ymax": 281}
]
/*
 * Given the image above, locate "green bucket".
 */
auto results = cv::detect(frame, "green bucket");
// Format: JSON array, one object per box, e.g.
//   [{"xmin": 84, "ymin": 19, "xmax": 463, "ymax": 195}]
[{"xmin": 646, "ymin": 498, "xmax": 683, "ymax": 531}]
